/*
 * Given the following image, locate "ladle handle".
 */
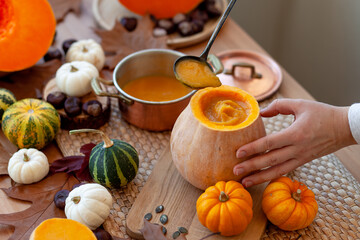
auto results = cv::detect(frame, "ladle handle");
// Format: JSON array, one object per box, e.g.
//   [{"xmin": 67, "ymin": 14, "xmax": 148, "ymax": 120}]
[{"xmin": 199, "ymin": 0, "xmax": 237, "ymax": 60}]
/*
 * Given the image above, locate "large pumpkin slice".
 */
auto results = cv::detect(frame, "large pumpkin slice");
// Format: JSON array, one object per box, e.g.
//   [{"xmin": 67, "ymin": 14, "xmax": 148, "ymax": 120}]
[
  {"xmin": 118, "ymin": 0, "xmax": 202, "ymax": 19},
  {"xmin": 0, "ymin": 0, "xmax": 56, "ymax": 72},
  {"xmin": 30, "ymin": 218, "xmax": 97, "ymax": 240},
  {"xmin": 170, "ymin": 85, "xmax": 266, "ymax": 190}
]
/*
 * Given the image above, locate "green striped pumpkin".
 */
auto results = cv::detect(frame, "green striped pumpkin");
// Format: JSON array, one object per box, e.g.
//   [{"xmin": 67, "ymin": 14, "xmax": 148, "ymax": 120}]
[
  {"xmin": 0, "ymin": 88, "xmax": 16, "ymax": 119},
  {"xmin": 89, "ymin": 138, "xmax": 139, "ymax": 188},
  {"xmin": 2, "ymin": 98, "xmax": 60, "ymax": 149}
]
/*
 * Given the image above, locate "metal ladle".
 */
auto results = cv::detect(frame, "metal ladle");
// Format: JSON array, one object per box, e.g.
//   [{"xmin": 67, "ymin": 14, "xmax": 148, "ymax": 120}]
[{"xmin": 173, "ymin": 0, "xmax": 237, "ymax": 79}]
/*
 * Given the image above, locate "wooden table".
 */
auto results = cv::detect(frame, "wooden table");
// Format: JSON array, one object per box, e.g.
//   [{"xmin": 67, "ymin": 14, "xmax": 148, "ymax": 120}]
[{"xmin": 1, "ymin": 1, "xmax": 360, "ymax": 239}]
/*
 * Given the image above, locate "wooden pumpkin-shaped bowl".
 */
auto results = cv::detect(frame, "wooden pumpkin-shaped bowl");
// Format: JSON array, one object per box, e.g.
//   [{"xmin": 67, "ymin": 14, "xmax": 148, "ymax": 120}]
[{"xmin": 170, "ymin": 85, "xmax": 266, "ymax": 190}]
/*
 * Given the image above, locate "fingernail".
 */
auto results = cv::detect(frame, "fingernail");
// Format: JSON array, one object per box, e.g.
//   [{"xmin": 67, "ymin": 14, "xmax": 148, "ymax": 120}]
[
  {"xmin": 244, "ymin": 181, "xmax": 253, "ymax": 188},
  {"xmin": 237, "ymin": 150, "xmax": 246, "ymax": 158},
  {"xmin": 234, "ymin": 168, "xmax": 244, "ymax": 176}
]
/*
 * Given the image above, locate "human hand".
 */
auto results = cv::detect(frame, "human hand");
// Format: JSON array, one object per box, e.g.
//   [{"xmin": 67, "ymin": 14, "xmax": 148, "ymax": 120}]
[{"xmin": 233, "ymin": 99, "xmax": 356, "ymax": 187}]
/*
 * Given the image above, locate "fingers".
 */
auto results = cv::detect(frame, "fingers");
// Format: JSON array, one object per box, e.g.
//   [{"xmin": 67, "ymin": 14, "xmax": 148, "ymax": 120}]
[
  {"xmin": 236, "ymin": 130, "xmax": 291, "ymax": 159},
  {"xmin": 234, "ymin": 146, "xmax": 296, "ymax": 176},
  {"xmin": 240, "ymin": 158, "xmax": 302, "ymax": 187},
  {"xmin": 261, "ymin": 99, "xmax": 298, "ymax": 117}
]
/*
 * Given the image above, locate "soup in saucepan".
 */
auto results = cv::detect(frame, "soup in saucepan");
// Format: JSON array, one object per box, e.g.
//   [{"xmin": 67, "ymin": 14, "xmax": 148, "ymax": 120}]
[{"xmin": 122, "ymin": 75, "xmax": 192, "ymax": 102}]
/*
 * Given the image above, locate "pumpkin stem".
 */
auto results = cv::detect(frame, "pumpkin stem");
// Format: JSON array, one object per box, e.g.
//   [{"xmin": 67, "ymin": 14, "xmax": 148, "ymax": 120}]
[
  {"xmin": 219, "ymin": 191, "xmax": 229, "ymax": 202},
  {"xmin": 69, "ymin": 129, "xmax": 114, "ymax": 148},
  {"xmin": 23, "ymin": 153, "xmax": 30, "ymax": 162},
  {"xmin": 70, "ymin": 65, "xmax": 78, "ymax": 72},
  {"xmin": 71, "ymin": 196, "xmax": 81, "ymax": 204},
  {"xmin": 82, "ymin": 46, "xmax": 88, "ymax": 53},
  {"xmin": 292, "ymin": 189, "xmax": 302, "ymax": 202}
]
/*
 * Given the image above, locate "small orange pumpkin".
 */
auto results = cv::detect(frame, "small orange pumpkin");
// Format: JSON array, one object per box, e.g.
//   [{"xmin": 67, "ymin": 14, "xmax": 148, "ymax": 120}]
[
  {"xmin": 262, "ymin": 176, "xmax": 318, "ymax": 231},
  {"xmin": 196, "ymin": 181, "xmax": 253, "ymax": 236}
]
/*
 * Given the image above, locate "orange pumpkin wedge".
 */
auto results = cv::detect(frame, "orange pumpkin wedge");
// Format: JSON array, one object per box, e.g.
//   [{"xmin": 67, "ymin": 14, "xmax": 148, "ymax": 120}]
[
  {"xmin": 118, "ymin": 0, "xmax": 202, "ymax": 19},
  {"xmin": 196, "ymin": 181, "xmax": 253, "ymax": 236},
  {"xmin": 262, "ymin": 177, "xmax": 318, "ymax": 231},
  {"xmin": 0, "ymin": 0, "xmax": 56, "ymax": 72},
  {"xmin": 170, "ymin": 85, "xmax": 266, "ymax": 190},
  {"xmin": 29, "ymin": 218, "xmax": 97, "ymax": 240}
]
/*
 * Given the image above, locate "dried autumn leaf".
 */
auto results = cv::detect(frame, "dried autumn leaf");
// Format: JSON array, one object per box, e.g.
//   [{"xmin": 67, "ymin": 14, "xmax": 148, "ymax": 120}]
[
  {"xmin": 48, "ymin": 0, "xmax": 82, "ymax": 22},
  {"xmin": 0, "ymin": 173, "xmax": 79, "ymax": 240},
  {"xmin": 0, "ymin": 131, "xmax": 17, "ymax": 175},
  {"xmin": 95, "ymin": 15, "xmax": 170, "ymax": 69},
  {"xmin": 140, "ymin": 219, "xmax": 168, "ymax": 240},
  {"xmin": 50, "ymin": 143, "xmax": 96, "ymax": 182},
  {"xmin": 0, "ymin": 59, "xmax": 62, "ymax": 100},
  {"xmin": 140, "ymin": 219, "xmax": 188, "ymax": 240}
]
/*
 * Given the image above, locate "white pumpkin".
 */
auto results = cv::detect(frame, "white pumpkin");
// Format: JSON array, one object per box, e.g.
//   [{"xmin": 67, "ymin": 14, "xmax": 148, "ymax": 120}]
[
  {"xmin": 65, "ymin": 183, "xmax": 113, "ymax": 230},
  {"xmin": 8, "ymin": 148, "xmax": 49, "ymax": 184},
  {"xmin": 56, "ymin": 61, "xmax": 99, "ymax": 97},
  {"xmin": 65, "ymin": 39, "xmax": 105, "ymax": 71}
]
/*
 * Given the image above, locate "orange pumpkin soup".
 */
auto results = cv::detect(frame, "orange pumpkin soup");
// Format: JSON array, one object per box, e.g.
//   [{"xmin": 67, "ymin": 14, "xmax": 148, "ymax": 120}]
[
  {"xmin": 175, "ymin": 59, "xmax": 221, "ymax": 88},
  {"xmin": 191, "ymin": 86, "xmax": 257, "ymax": 129},
  {"xmin": 122, "ymin": 75, "xmax": 192, "ymax": 102}
]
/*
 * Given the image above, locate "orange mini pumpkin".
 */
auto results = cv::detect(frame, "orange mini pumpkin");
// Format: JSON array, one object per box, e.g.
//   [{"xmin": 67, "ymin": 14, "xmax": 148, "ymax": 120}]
[
  {"xmin": 262, "ymin": 176, "xmax": 318, "ymax": 231},
  {"xmin": 196, "ymin": 181, "xmax": 253, "ymax": 236}
]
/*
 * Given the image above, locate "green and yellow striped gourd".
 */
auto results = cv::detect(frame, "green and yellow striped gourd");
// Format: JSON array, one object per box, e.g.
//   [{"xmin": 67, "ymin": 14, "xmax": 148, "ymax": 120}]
[
  {"xmin": 2, "ymin": 98, "xmax": 60, "ymax": 149},
  {"xmin": 0, "ymin": 88, "xmax": 16, "ymax": 119},
  {"xmin": 70, "ymin": 129, "xmax": 139, "ymax": 188}
]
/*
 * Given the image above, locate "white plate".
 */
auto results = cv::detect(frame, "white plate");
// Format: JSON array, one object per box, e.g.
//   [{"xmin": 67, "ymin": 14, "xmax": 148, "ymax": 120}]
[{"xmin": 92, "ymin": 0, "xmax": 227, "ymax": 48}]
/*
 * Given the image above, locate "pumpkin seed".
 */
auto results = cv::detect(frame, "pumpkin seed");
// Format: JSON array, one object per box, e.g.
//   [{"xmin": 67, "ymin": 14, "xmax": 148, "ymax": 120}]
[
  {"xmin": 144, "ymin": 213, "xmax": 152, "ymax": 221},
  {"xmin": 160, "ymin": 214, "xmax": 168, "ymax": 224},
  {"xmin": 178, "ymin": 227, "xmax": 188, "ymax": 234},
  {"xmin": 172, "ymin": 231, "xmax": 180, "ymax": 239},
  {"xmin": 162, "ymin": 226, "xmax": 167, "ymax": 235},
  {"xmin": 155, "ymin": 205, "xmax": 164, "ymax": 213}
]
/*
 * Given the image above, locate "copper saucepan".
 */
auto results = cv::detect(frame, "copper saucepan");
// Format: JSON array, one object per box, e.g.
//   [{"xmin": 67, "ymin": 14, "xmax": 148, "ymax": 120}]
[{"xmin": 92, "ymin": 49, "xmax": 197, "ymax": 131}]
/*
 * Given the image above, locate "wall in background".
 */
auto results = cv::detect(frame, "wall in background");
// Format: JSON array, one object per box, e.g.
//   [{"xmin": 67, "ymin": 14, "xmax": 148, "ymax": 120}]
[{"xmin": 230, "ymin": 0, "xmax": 360, "ymax": 106}]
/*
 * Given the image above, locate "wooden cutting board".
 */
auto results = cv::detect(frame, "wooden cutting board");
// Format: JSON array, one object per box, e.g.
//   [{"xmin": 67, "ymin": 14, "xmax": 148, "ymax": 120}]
[{"xmin": 126, "ymin": 145, "xmax": 268, "ymax": 240}]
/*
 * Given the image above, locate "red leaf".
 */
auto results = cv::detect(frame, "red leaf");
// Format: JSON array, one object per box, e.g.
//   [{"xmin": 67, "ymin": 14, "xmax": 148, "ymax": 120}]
[{"xmin": 50, "ymin": 143, "xmax": 96, "ymax": 181}]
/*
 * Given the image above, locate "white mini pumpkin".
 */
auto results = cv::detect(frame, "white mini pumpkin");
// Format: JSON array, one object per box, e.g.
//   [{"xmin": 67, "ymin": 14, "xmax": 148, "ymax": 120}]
[
  {"xmin": 56, "ymin": 61, "xmax": 99, "ymax": 97},
  {"xmin": 65, "ymin": 183, "xmax": 113, "ymax": 230},
  {"xmin": 65, "ymin": 39, "xmax": 105, "ymax": 71},
  {"xmin": 8, "ymin": 148, "xmax": 49, "ymax": 184}
]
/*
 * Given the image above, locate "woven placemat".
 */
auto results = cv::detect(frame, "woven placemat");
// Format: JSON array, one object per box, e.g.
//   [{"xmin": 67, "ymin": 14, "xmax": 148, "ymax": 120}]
[{"xmin": 55, "ymin": 92, "xmax": 360, "ymax": 239}]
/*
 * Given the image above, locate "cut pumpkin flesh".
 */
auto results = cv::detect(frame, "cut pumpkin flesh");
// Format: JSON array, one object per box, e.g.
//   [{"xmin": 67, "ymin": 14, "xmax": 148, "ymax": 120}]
[{"xmin": 0, "ymin": 0, "xmax": 56, "ymax": 72}]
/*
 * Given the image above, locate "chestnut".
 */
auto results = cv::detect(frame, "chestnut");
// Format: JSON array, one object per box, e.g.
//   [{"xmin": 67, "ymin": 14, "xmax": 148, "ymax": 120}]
[
  {"xmin": 43, "ymin": 47, "xmax": 62, "ymax": 62},
  {"xmin": 46, "ymin": 91, "xmax": 67, "ymax": 109},
  {"xmin": 178, "ymin": 21, "xmax": 194, "ymax": 36},
  {"xmin": 82, "ymin": 100, "xmax": 102, "ymax": 117},
  {"xmin": 120, "ymin": 17, "xmax": 138, "ymax": 32},
  {"xmin": 157, "ymin": 19, "xmax": 176, "ymax": 34},
  {"xmin": 64, "ymin": 97, "xmax": 82, "ymax": 117},
  {"xmin": 93, "ymin": 228, "xmax": 113, "ymax": 240},
  {"xmin": 62, "ymin": 39, "xmax": 77, "ymax": 54},
  {"xmin": 54, "ymin": 189, "xmax": 70, "ymax": 210}
]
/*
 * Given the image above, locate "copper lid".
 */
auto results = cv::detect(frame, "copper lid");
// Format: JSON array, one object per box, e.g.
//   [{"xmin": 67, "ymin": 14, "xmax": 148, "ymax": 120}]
[{"xmin": 217, "ymin": 50, "xmax": 283, "ymax": 101}]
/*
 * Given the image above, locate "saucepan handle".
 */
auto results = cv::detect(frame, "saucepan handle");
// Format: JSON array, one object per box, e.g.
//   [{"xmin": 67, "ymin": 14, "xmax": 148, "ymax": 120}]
[{"xmin": 91, "ymin": 77, "xmax": 133, "ymax": 105}]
